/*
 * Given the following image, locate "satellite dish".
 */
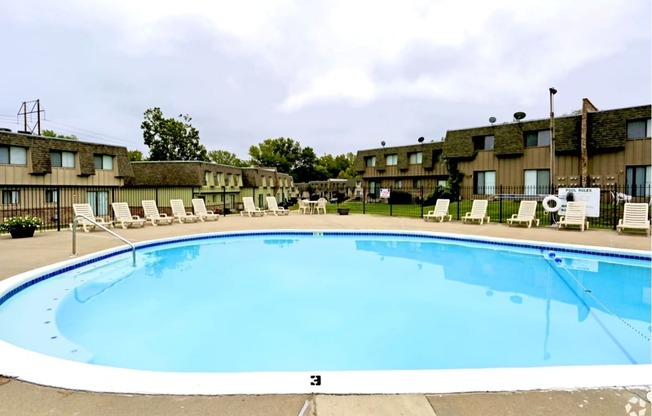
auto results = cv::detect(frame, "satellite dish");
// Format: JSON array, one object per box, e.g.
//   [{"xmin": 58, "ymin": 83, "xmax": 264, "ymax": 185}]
[
  {"xmin": 381, "ymin": 141, "xmax": 386, "ymax": 147},
  {"xmin": 489, "ymin": 117, "xmax": 496, "ymax": 124},
  {"xmin": 417, "ymin": 137, "xmax": 424, "ymax": 143},
  {"xmin": 513, "ymin": 111, "xmax": 526, "ymax": 121}
]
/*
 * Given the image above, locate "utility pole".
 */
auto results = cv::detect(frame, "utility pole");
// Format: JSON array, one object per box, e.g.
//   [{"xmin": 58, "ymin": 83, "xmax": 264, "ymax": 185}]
[{"xmin": 17, "ymin": 99, "xmax": 45, "ymax": 135}]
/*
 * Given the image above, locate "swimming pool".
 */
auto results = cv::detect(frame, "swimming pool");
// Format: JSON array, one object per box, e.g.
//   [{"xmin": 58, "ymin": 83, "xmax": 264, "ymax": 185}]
[{"xmin": 0, "ymin": 230, "xmax": 650, "ymax": 394}]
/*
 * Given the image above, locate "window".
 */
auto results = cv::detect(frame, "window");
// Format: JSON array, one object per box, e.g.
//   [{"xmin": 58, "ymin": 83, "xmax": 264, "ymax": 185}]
[
  {"xmin": 473, "ymin": 135, "xmax": 494, "ymax": 151},
  {"xmin": 437, "ymin": 179, "xmax": 447, "ymax": 187},
  {"xmin": 524, "ymin": 169, "xmax": 550, "ymax": 195},
  {"xmin": 626, "ymin": 165, "xmax": 651, "ymax": 197},
  {"xmin": 235, "ymin": 174, "xmax": 240, "ymax": 186},
  {"xmin": 2, "ymin": 190, "xmax": 19, "ymax": 204},
  {"xmin": 474, "ymin": 171, "xmax": 496, "ymax": 195},
  {"xmin": 432, "ymin": 150, "xmax": 443, "ymax": 163},
  {"xmin": 409, "ymin": 152, "xmax": 422, "ymax": 164},
  {"xmin": 226, "ymin": 173, "xmax": 232, "ymax": 186},
  {"xmin": 94, "ymin": 155, "xmax": 113, "ymax": 170},
  {"xmin": 0, "ymin": 146, "xmax": 27, "ymax": 165},
  {"xmin": 87, "ymin": 190, "xmax": 110, "ymax": 216},
  {"xmin": 627, "ymin": 119, "xmax": 652, "ymax": 139},
  {"xmin": 46, "ymin": 189, "xmax": 58, "ymax": 204},
  {"xmin": 50, "ymin": 151, "xmax": 75, "ymax": 168},
  {"xmin": 365, "ymin": 156, "xmax": 376, "ymax": 167},
  {"xmin": 413, "ymin": 179, "xmax": 421, "ymax": 188},
  {"xmin": 524, "ymin": 130, "xmax": 550, "ymax": 147},
  {"xmin": 215, "ymin": 172, "xmax": 223, "ymax": 185},
  {"xmin": 396, "ymin": 180, "xmax": 402, "ymax": 189},
  {"xmin": 204, "ymin": 171, "xmax": 212, "ymax": 185},
  {"xmin": 385, "ymin": 154, "xmax": 398, "ymax": 166}
]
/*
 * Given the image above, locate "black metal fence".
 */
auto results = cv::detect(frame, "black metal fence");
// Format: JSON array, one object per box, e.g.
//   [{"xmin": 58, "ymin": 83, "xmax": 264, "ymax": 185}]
[
  {"xmin": 1, "ymin": 184, "xmax": 650, "ymax": 233},
  {"xmin": 351, "ymin": 184, "xmax": 651, "ymax": 229}
]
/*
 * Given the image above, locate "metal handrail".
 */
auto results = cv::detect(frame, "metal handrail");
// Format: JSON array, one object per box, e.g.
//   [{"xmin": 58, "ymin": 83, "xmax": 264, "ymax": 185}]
[{"xmin": 71, "ymin": 214, "xmax": 137, "ymax": 267}]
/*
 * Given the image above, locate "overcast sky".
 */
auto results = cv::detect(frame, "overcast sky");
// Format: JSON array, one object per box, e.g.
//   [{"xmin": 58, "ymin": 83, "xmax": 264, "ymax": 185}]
[{"xmin": 1, "ymin": 0, "xmax": 650, "ymax": 160}]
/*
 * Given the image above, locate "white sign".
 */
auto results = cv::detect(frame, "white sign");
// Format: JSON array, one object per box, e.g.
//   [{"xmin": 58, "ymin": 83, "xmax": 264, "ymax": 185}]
[
  {"xmin": 379, "ymin": 188, "xmax": 391, "ymax": 199},
  {"xmin": 558, "ymin": 188, "xmax": 601, "ymax": 217}
]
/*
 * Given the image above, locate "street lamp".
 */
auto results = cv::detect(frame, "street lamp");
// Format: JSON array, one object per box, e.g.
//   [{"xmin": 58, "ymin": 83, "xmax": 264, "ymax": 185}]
[{"xmin": 549, "ymin": 87, "xmax": 557, "ymax": 192}]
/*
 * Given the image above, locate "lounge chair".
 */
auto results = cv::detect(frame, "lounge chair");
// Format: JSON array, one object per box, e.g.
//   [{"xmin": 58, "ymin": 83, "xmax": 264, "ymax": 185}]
[
  {"xmin": 266, "ymin": 196, "xmax": 289, "ymax": 216},
  {"xmin": 617, "ymin": 203, "xmax": 650, "ymax": 236},
  {"xmin": 192, "ymin": 198, "xmax": 219, "ymax": 221},
  {"xmin": 424, "ymin": 199, "xmax": 452, "ymax": 222},
  {"xmin": 170, "ymin": 199, "xmax": 199, "ymax": 223},
  {"xmin": 298, "ymin": 199, "xmax": 310, "ymax": 214},
  {"xmin": 462, "ymin": 200, "xmax": 490, "ymax": 224},
  {"xmin": 71, "ymin": 203, "xmax": 113, "ymax": 232},
  {"xmin": 141, "ymin": 200, "xmax": 173, "ymax": 226},
  {"xmin": 111, "ymin": 202, "xmax": 145, "ymax": 229},
  {"xmin": 558, "ymin": 201, "xmax": 589, "ymax": 231},
  {"xmin": 240, "ymin": 197, "xmax": 265, "ymax": 217},
  {"xmin": 314, "ymin": 198, "xmax": 327, "ymax": 215},
  {"xmin": 506, "ymin": 200, "xmax": 540, "ymax": 228}
]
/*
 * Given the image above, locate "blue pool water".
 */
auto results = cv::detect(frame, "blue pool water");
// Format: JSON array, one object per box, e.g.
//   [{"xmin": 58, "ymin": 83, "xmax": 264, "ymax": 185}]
[{"xmin": 0, "ymin": 231, "xmax": 650, "ymax": 374}]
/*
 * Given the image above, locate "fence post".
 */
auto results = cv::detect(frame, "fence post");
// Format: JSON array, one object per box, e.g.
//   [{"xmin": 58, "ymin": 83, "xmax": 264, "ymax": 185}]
[
  {"xmin": 56, "ymin": 186, "xmax": 61, "ymax": 231},
  {"xmin": 420, "ymin": 186, "xmax": 424, "ymax": 218},
  {"xmin": 389, "ymin": 187, "xmax": 393, "ymax": 217},
  {"xmin": 363, "ymin": 187, "xmax": 366, "ymax": 214},
  {"xmin": 612, "ymin": 183, "xmax": 618, "ymax": 230},
  {"xmin": 499, "ymin": 185, "xmax": 503, "ymax": 223}
]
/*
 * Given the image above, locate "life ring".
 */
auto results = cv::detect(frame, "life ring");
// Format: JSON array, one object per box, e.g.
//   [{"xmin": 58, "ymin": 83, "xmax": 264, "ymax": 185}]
[{"xmin": 542, "ymin": 195, "xmax": 561, "ymax": 212}]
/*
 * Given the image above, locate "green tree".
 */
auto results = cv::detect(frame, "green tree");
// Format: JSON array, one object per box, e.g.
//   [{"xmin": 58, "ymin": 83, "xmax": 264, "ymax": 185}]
[
  {"xmin": 293, "ymin": 147, "xmax": 320, "ymax": 182},
  {"xmin": 336, "ymin": 153, "xmax": 358, "ymax": 179},
  {"xmin": 128, "ymin": 150, "xmax": 144, "ymax": 161},
  {"xmin": 248, "ymin": 137, "xmax": 302, "ymax": 176},
  {"xmin": 207, "ymin": 150, "xmax": 249, "ymax": 167},
  {"xmin": 42, "ymin": 129, "xmax": 77, "ymax": 140},
  {"xmin": 141, "ymin": 107, "xmax": 208, "ymax": 161}
]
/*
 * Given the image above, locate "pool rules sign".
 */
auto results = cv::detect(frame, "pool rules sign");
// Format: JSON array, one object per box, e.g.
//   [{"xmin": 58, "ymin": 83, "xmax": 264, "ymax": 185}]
[{"xmin": 558, "ymin": 188, "xmax": 601, "ymax": 217}]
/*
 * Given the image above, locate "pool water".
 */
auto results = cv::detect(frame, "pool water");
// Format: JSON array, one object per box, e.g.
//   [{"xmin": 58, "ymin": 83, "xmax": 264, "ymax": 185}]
[{"xmin": 0, "ymin": 232, "xmax": 650, "ymax": 374}]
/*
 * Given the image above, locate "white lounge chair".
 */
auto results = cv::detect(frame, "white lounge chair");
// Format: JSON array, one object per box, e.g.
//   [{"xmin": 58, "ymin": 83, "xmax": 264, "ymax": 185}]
[
  {"xmin": 240, "ymin": 197, "xmax": 265, "ymax": 217},
  {"xmin": 111, "ymin": 202, "xmax": 145, "ymax": 229},
  {"xmin": 462, "ymin": 200, "xmax": 490, "ymax": 224},
  {"xmin": 71, "ymin": 203, "xmax": 113, "ymax": 232},
  {"xmin": 314, "ymin": 198, "xmax": 327, "ymax": 215},
  {"xmin": 192, "ymin": 198, "xmax": 219, "ymax": 221},
  {"xmin": 506, "ymin": 200, "xmax": 539, "ymax": 228},
  {"xmin": 142, "ymin": 200, "xmax": 173, "ymax": 226},
  {"xmin": 266, "ymin": 196, "xmax": 289, "ymax": 216},
  {"xmin": 558, "ymin": 201, "xmax": 589, "ymax": 231},
  {"xmin": 424, "ymin": 199, "xmax": 452, "ymax": 222},
  {"xmin": 617, "ymin": 203, "xmax": 650, "ymax": 236},
  {"xmin": 170, "ymin": 199, "xmax": 199, "ymax": 223}
]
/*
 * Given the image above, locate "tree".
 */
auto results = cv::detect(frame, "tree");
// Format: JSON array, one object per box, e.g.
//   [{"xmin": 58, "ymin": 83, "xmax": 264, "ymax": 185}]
[
  {"xmin": 141, "ymin": 107, "xmax": 208, "ymax": 161},
  {"xmin": 207, "ymin": 150, "xmax": 249, "ymax": 167},
  {"xmin": 248, "ymin": 137, "xmax": 302, "ymax": 176},
  {"xmin": 42, "ymin": 129, "xmax": 77, "ymax": 140},
  {"xmin": 293, "ymin": 147, "xmax": 320, "ymax": 182},
  {"xmin": 128, "ymin": 150, "xmax": 144, "ymax": 161}
]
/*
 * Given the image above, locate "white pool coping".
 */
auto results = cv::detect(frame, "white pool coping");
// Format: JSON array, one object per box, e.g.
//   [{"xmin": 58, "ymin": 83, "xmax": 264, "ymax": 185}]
[{"xmin": 1, "ymin": 230, "xmax": 650, "ymax": 395}]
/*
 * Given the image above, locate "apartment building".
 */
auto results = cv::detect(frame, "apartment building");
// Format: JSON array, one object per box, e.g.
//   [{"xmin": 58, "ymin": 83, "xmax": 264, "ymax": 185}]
[{"xmin": 355, "ymin": 100, "xmax": 651, "ymax": 199}]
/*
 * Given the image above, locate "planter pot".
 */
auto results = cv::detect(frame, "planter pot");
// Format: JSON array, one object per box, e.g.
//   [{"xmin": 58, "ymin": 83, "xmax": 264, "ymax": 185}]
[
  {"xmin": 337, "ymin": 208, "xmax": 350, "ymax": 215},
  {"xmin": 9, "ymin": 226, "xmax": 36, "ymax": 239}
]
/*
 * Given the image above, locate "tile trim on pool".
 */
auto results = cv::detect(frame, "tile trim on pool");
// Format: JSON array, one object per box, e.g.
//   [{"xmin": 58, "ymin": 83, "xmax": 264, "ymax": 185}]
[{"xmin": 1, "ymin": 229, "xmax": 649, "ymax": 308}]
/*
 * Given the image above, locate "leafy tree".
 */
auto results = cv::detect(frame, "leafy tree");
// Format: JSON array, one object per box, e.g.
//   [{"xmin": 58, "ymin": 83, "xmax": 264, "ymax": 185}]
[
  {"xmin": 141, "ymin": 107, "xmax": 208, "ymax": 161},
  {"xmin": 248, "ymin": 137, "xmax": 302, "ymax": 176},
  {"xmin": 337, "ymin": 153, "xmax": 359, "ymax": 179},
  {"xmin": 128, "ymin": 150, "xmax": 144, "ymax": 161},
  {"xmin": 316, "ymin": 152, "xmax": 357, "ymax": 179},
  {"xmin": 42, "ymin": 129, "xmax": 77, "ymax": 140},
  {"xmin": 293, "ymin": 147, "xmax": 320, "ymax": 182},
  {"xmin": 207, "ymin": 150, "xmax": 249, "ymax": 167}
]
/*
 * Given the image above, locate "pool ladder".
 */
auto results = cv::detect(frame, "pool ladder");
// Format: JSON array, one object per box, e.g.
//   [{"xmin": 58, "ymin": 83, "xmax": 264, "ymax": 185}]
[{"xmin": 71, "ymin": 214, "xmax": 137, "ymax": 267}]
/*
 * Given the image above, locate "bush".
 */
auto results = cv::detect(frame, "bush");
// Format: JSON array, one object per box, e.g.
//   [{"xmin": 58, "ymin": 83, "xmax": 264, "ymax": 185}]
[
  {"xmin": 388, "ymin": 190, "xmax": 413, "ymax": 205},
  {"xmin": 424, "ymin": 186, "xmax": 453, "ymax": 206}
]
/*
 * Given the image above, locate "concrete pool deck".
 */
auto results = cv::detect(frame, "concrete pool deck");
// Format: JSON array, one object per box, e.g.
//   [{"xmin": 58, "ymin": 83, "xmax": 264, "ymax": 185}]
[{"xmin": 0, "ymin": 213, "xmax": 650, "ymax": 415}]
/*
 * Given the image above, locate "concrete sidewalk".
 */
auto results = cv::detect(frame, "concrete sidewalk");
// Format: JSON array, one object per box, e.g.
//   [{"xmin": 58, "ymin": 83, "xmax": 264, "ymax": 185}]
[{"xmin": 1, "ymin": 213, "xmax": 650, "ymax": 415}]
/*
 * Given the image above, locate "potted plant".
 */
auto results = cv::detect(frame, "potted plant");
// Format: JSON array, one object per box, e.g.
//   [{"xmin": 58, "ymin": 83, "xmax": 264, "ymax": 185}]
[{"xmin": 0, "ymin": 215, "xmax": 44, "ymax": 238}]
